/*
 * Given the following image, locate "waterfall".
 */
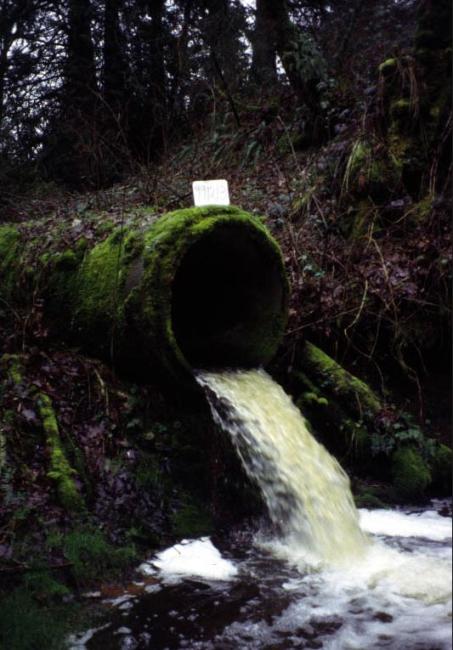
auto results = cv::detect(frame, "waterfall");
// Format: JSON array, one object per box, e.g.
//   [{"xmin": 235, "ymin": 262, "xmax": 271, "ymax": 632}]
[{"xmin": 196, "ymin": 368, "xmax": 369, "ymax": 565}]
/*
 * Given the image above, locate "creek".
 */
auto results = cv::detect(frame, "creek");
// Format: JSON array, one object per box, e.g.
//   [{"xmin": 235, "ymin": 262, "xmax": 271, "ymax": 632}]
[{"xmin": 69, "ymin": 370, "xmax": 452, "ymax": 650}]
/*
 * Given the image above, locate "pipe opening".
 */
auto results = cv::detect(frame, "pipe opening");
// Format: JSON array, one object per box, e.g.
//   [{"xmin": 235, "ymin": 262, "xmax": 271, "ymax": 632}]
[{"xmin": 172, "ymin": 224, "xmax": 286, "ymax": 368}]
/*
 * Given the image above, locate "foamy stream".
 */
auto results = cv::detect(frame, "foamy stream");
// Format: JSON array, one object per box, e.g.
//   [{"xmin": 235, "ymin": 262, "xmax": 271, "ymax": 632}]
[{"xmin": 70, "ymin": 369, "xmax": 452, "ymax": 649}]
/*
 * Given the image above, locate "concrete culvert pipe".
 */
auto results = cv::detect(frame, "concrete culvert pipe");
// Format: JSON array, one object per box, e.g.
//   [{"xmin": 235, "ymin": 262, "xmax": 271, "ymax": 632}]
[{"xmin": 0, "ymin": 206, "xmax": 289, "ymax": 384}]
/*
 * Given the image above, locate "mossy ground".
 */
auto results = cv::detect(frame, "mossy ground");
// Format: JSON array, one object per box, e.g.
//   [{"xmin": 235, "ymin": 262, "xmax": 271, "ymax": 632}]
[
  {"xmin": 48, "ymin": 527, "xmax": 137, "ymax": 585},
  {"xmin": 0, "ymin": 586, "xmax": 79, "ymax": 650},
  {"xmin": 391, "ymin": 446, "xmax": 432, "ymax": 501},
  {"xmin": 0, "ymin": 348, "xmax": 240, "ymax": 648},
  {"xmin": 287, "ymin": 341, "xmax": 450, "ymax": 502},
  {"xmin": 170, "ymin": 494, "xmax": 214, "ymax": 538},
  {"xmin": 0, "ymin": 525, "xmax": 137, "ymax": 650},
  {"xmin": 37, "ymin": 392, "xmax": 84, "ymax": 511},
  {"xmin": 300, "ymin": 341, "xmax": 381, "ymax": 418},
  {"xmin": 0, "ymin": 226, "xmax": 21, "ymax": 301}
]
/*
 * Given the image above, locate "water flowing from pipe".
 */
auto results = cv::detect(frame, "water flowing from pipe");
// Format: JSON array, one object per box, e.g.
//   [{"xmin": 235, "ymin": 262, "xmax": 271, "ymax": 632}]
[
  {"xmin": 70, "ymin": 369, "xmax": 451, "ymax": 648},
  {"xmin": 196, "ymin": 368, "xmax": 369, "ymax": 566}
]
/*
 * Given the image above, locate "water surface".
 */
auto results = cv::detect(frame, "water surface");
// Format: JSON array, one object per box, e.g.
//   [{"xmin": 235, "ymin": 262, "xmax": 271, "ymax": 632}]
[{"xmin": 70, "ymin": 502, "xmax": 452, "ymax": 649}]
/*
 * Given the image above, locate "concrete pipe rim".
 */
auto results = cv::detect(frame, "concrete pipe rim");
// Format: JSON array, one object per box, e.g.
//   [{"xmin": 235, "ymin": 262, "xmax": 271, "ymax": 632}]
[{"xmin": 143, "ymin": 206, "xmax": 289, "ymax": 381}]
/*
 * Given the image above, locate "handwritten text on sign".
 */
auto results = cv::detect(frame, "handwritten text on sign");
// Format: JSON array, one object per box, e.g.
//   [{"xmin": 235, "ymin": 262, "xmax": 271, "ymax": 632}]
[{"xmin": 192, "ymin": 180, "xmax": 230, "ymax": 207}]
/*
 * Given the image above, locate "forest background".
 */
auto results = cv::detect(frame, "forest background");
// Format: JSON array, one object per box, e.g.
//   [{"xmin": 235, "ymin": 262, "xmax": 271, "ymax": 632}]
[{"xmin": 0, "ymin": 1, "xmax": 451, "ymax": 647}]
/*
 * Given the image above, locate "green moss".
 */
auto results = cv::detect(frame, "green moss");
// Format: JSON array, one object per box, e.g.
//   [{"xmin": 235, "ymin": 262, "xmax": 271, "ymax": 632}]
[
  {"xmin": 61, "ymin": 528, "xmax": 136, "ymax": 584},
  {"xmin": 135, "ymin": 453, "xmax": 165, "ymax": 489},
  {"xmin": 133, "ymin": 205, "xmax": 288, "ymax": 382},
  {"xmin": 23, "ymin": 568, "xmax": 70, "ymax": 601},
  {"xmin": 53, "ymin": 249, "xmax": 79, "ymax": 271},
  {"xmin": 350, "ymin": 200, "xmax": 378, "ymax": 239},
  {"xmin": 76, "ymin": 237, "xmax": 89, "ymax": 253},
  {"xmin": 37, "ymin": 393, "xmax": 84, "ymax": 511},
  {"xmin": 391, "ymin": 446, "xmax": 431, "ymax": 501},
  {"xmin": 0, "ymin": 226, "xmax": 21, "ymax": 300},
  {"xmin": 97, "ymin": 219, "xmax": 115, "ymax": 234},
  {"xmin": 390, "ymin": 99, "xmax": 413, "ymax": 123},
  {"xmin": 340, "ymin": 418, "xmax": 369, "ymax": 458},
  {"xmin": 378, "ymin": 58, "xmax": 397, "ymax": 76},
  {"xmin": 171, "ymin": 495, "xmax": 213, "ymax": 538},
  {"xmin": 387, "ymin": 131, "xmax": 425, "ymax": 197},
  {"xmin": 300, "ymin": 391, "xmax": 329, "ymax": 407},
  {"xmin": 293, "ymin": 357, "xmax": 375, "ymax": 456},
  {"xmin": 354, "ymin": 491, "xmax": 387, "ymax": 509},
  {"xmin": 295, "ymin": 377, "xmax": 323, "ymax": 409},
  {"xmin": 0, "ymin": 225, "xmax": 20, "ymax": 254},
  {"xmin": 411, "ymin": 194, "xmax": 434, "ymax": 221},
  {"xmin": 75, "ymin": 229, "xmax": 130, "ymax": 339},
  {"xmin": 344, "ymin": 139, "xmax": 400, "ymax": 199},
  {"xmin": 42, "ymin": 250, "xmax": 83, "ymax": 319},
  {"xmin": 294, "ymin": 364, "xmax": 373, "ymax": 465},
  {"xmin": 388, "ymin": 133, "xmax": 410, "ymax": 165},
  {"xmin": 0, "ymin": 587, "xmax": 75, "ymax": 650},
  {"xmin": 301, "ymin": 341, "xmax": 381, "ymax": 418},
  {"xmin": 1, "ymin": 353, "xmax": 23, "ymax": 384},
  {"xmin": 1, "ymin": 206, "xmax": 288, "ymax": 384},
  {"xmin": 0, "ymin": 225, "xmax": 19, "ymax": 250},
  {"xmin": 430, "ymin": 444, "xmax": 452, "ymax": 494}
]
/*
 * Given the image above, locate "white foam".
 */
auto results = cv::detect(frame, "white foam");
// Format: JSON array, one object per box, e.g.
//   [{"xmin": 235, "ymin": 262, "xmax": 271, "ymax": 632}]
[
  {"xmin": 152, "ymin": 537, "xmax": 238, "ymax": 581},
  {"xmin": 67, "ymin": 624, "xmax": 111, "ymax": 649},
  {"xmin": 105, "ymin": 594, "xmax": 136, "ymax": 608},
  {"xmin": 138, "ymin": 561, "xmax": 156, "ymax": 576},
  {"xmin": 246, "ymin": 508, "xmax": 453, "ymax": 650},
  {"xmin": 220, "ymin": 540, "xmax": 452, "ymax": 649},
  {"xmin": 359, "ymin": 507, "xmax": 452, "ymax": 541},
  {"xmin": 283, "ymin": 542, "xmax": 452, "ymax": 650}
]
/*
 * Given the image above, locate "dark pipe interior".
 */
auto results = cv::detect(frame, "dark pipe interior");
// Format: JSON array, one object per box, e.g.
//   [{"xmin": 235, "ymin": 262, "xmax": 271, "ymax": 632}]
[{"xmin": 172, "ymin": 224, "xmax": 284, "ymax": 368}]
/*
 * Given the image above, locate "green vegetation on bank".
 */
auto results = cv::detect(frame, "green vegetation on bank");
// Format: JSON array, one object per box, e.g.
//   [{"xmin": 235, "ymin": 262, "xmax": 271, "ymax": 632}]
[
  {"xmin": 0, "ymin": 524, "xmax": 137, "ymax": 650},
  {"xmin": 0, "ymin": 2, "xmax": 451, "ymax": 644}
]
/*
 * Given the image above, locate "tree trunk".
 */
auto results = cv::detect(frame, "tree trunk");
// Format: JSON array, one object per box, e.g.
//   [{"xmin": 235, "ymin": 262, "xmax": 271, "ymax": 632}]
[
  {"xmin": 250, "ymin": 0, "xmax": 278, "ymax": 87},
  {"xmin": 39, "ymin": 0, "xmax": 99, "ymax": 187},
  {"xmin": 128, "ymin": 0, "xmax": 167, "ymax": 159},
  {"xmin": 103, "ymin": 0, "xmax": 127, "ymax": 110},
  {"xmin": 0, "ymin": 44, "xmax": 8, "ymax": 129},
  {"xmin": 203, "ymin": 0, "xmax": 244, "ymax": 89},
  {"xmin": 251, "ymin": 0, "xmax": 326, "ymax": 115},
  {"xmin": 65, "ymin": 0, "xmax": 98, "ymax": 109},
  {"xmin": 0, "ymin": 0, "xmax": 36, "ymax": 133},
  {"xmin": 168, "ymin": 0, "xmax": 194, "ymax": 117}
]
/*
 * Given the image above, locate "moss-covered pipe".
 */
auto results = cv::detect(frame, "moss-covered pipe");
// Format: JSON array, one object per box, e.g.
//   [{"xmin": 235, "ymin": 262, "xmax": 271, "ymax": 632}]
[{"xmin": 0, "ymin": 206, "xmax": 288, "ymax": 384}]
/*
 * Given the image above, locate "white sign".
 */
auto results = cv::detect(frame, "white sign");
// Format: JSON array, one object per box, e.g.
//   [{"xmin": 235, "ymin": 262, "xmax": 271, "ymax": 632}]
[{"xmin": 192, "ymin": 179, "xmax": 230, "ymax": 207}]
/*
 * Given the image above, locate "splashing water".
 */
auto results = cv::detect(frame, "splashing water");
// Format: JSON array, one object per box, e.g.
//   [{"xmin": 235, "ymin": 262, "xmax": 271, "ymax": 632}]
[
  {"xmin": 71, "ymin": 369, "xmax": 451, "ymax": 649},
  {"xmin": 196, "ymin": 368, "xmax": 369, "ymax": 565}
]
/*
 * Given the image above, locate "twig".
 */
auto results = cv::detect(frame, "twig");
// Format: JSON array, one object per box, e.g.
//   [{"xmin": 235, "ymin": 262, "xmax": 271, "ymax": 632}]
[
  {"xmin": 0, "ymin": 561, "xmax": 73, "ymax": 574},
  {"xmin": 344, "ymin": 279, "xmax": 368, "ymax": 339},
  {"xmin": 211, "ymin": 52, "xmax": 241, "ymax": 128}
]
